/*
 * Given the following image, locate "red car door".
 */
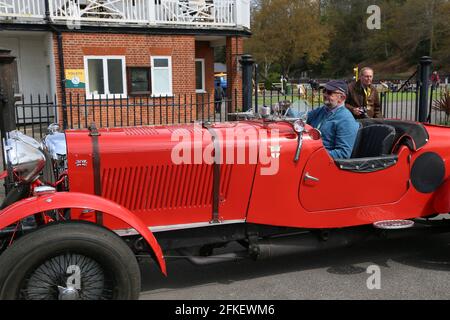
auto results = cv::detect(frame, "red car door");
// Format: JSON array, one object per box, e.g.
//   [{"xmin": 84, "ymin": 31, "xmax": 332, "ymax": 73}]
[{"xmin": 299, "ymin": 147, "xmax": 411, "ymax": 212}]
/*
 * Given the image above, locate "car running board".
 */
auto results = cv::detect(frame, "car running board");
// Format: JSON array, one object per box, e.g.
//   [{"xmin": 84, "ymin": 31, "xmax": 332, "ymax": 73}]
[{"xmin": 373, "ymin": 220, "xmax": 415, "ymax": 230}]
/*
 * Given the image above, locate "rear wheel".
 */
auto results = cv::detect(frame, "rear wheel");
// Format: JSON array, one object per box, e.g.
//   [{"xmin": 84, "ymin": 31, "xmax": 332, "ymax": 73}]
[{"xmin": 0, "ymin": 221, "xmax": 141, "ymax": 300}]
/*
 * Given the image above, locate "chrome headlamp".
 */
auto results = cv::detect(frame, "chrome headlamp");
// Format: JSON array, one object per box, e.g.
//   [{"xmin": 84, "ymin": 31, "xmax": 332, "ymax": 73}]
[
  {"xmin": 293, "ymin": 119, "xmax": 306, "ymax": 134},
  {"xmin": 42, "ymin": 123, "xmax": 67, "ymax": 160},
  {"xmin": 3, "ymin": 131, "xmax": 46, "ymax": 183}
]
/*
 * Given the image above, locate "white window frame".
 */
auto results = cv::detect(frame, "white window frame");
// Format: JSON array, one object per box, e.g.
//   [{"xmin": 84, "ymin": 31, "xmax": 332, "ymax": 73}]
[
  {"xmin": 151, "ymin": 56, "xmax": 173, "ymax": 97},
  {"xmin": 195, "ymin": 58, "xmax": 206, "ymax": 93},
  {"xmin": 84, "ymin": 56, "xmax": 127, "ymax": 99}
]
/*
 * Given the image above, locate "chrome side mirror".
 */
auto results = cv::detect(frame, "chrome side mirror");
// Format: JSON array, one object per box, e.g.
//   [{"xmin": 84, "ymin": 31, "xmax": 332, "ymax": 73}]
[
  {"xmin": 308, "ymin": 128, "xmax": 322, "ymax": 140},
  {"xmin": 293, "ymin": 119, "xmax": 305, "ymax": 162},
  {"xmin": 293, "ymin": 118, "xmax": 319, "ymax": 163}
]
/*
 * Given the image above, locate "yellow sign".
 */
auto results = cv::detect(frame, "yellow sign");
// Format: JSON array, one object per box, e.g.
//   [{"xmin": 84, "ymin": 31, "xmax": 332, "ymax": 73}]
[
  {"xmin": 65, "ymin": 69, "xmax": 85, "ymax": 89},
  {"xmin": 353, "ymin": 66, "xmax": 359, "ymax": 82}
]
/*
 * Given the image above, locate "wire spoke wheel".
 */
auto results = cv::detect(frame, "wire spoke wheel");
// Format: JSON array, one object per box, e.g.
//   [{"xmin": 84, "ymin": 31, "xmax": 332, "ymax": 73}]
[
  {"xmin": 0, "ymin": 222, "xmax": 141, "ymax": 300},
  {"xmin": 20, "ymin": 252, "xmax": 114, "ymax": 300}
]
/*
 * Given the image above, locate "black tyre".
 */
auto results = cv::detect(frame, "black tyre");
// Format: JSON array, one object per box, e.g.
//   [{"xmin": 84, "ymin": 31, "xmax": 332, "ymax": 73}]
[{"xmin": 0, "ymin": 221, "xmax": 141, "ymax": 300}]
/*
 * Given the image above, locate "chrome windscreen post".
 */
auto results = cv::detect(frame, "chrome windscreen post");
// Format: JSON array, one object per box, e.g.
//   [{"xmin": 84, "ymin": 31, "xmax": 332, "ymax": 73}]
[
  {"xmin": 2, "ymin": 136, "xmax": 8, "ymax": 193},
  {"xmin": 2, "ymin": 136, "xmax": 7, "ymax": 172},
  {"xmin": 294, "ymin": 134, "xmax": 303, "ymax": 163},
  {"xmin": 2, "ymin": 133, "xmax": 14, "ymax": 193}
]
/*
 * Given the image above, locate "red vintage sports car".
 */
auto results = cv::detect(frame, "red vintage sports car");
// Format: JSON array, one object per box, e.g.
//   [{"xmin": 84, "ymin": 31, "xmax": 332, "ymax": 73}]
[{"xmin": 0, "ymin": 115, "xmax": 449, "ymax": 300}]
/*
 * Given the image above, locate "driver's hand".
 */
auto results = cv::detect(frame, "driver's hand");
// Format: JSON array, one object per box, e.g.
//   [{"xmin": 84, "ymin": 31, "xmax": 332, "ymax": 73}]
[{"xmin": 351, "ymin": 108, "xmax": 362, "ymax": 116}]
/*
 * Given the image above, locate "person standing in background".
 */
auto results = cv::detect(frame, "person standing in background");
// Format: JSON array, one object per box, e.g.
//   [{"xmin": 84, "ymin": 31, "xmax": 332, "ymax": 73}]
[
  {"xmin": 431, "ymin": 71, "xmax": 441, "ymax": 90},
  {"xmin": 346, "ymin": 67, "xmax": 382, "ymax": 119}
]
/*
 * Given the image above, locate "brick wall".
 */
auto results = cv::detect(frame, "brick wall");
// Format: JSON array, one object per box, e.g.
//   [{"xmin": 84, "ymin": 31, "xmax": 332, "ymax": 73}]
[
  {"xmin": 226, "ymin": 36, "xmax": 244, "ymax": 112},
  {"xmin": 195, "ymin": 41, "xmax": 214, "ymax": 97},
  {"xmin": 53, "ymin": 32, "xmax": 226, "ymax": 128},
  {"xmin": 195, "ymin": 41, "xmax": 215, "ymax": 117}
]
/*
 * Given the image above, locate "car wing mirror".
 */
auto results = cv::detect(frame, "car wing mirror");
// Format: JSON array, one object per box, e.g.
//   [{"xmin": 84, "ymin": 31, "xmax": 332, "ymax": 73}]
[
  {"xmin": 292, "ymin": 121, "xmax": 320, "ymax": 163},
  {"xmin": 293, "ymin": 120, "xmax": 305, "ymax": 162},
  {"xmin": 308, "ymin": 128, "xmax": 321, "ymax": 140}
]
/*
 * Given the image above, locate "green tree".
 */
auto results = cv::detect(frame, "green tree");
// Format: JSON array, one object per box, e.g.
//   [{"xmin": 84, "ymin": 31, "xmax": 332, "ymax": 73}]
[
  {"xmin": 246, "ymin": 0, "xmax": 329, "ymax": 79},
  {"xmin": 321, "ymin": 0, "xmax": 381, "ymax": 77},
  {"xmin": 433, "ymin": 1, "xmax": 450, "ymax": 70},
  {"xmin": 370, "ymin": 0, "xmax": 450, "ymax": 70},
  {"xmin": 248, "ymin": 0, "xmax": 450, "ymax": 78},
  {"xmin": 321, "ymin": 0, "xmax": 450, "ymax": 76}
]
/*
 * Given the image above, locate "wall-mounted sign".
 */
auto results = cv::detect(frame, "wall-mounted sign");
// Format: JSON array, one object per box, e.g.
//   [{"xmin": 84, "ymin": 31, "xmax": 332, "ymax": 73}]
[{"xmin": 65, "ymin": 69, "xmax": 85, "ymax": 89}]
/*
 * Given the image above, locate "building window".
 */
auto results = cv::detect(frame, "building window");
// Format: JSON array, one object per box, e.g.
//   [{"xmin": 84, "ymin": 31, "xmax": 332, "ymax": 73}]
[
  {"xmin": 127, "ymin": 67, "xmax": 151, "ymax": 95},
  {"xmin": 84, "ymin": 56, "xmax": 127, "ymax": 99},
  {"xmin": 195, "ymin": 59, "xmax": 205, "ymax": 93},
  {"xmin": 151, "ymin": 56, "xmax": 173, "ymax": 96}
]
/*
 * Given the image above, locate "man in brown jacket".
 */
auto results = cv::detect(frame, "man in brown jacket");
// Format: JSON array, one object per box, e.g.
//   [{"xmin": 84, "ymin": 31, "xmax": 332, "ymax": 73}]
[{"xmin": 346, "ymin": 67, "xmax": 382, "ymax": 119}]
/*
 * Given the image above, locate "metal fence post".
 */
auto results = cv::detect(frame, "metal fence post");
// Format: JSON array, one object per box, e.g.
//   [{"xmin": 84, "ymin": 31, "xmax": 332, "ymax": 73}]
[
  {"xmin": 415, "ymin": 64, "xmax": 421, "ymax": 121},
  {"xmin": 418, "ymin": 56, "xmax": 432, "ymax": 123},
  {"xmin": 239, "ymin": 54, "xmax": 254, "ymax": 112},
  {"xmin": 56, "ymin": 32, "xmax": 68, "ymax": 129},
  {"xmin": 254, "ymin": 63, "xmax": 258, "ymax": 114},
  {"xmin": 427, "ymin": 84, "xmax": 435, "ymax": 123}
]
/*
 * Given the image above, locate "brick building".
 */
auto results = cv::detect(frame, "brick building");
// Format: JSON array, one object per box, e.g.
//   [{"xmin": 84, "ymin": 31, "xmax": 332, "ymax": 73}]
[{"xmin": 0, "ymin": 0, "xmax": 250, "ymax": 128}]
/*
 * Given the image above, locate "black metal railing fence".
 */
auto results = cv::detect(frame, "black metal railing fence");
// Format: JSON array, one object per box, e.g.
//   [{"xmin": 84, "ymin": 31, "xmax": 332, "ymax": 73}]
[
  {"xmin": 253, "ymin": 83, "xmax": 449, "ymax": 126},
  {"xmin": 12, "ymin": 83, "xmax": 450, "ymax": 142},
  {"xmin": 14, "ymin": 94, "xmax": 57, "ymax": 140},
  {"xmin": 12, "ymin": 90, "xmax": 239, "ymax": 140},
  {"xmin": 380, "ymin": 83, "xmax": 449, "ymax": 125}
]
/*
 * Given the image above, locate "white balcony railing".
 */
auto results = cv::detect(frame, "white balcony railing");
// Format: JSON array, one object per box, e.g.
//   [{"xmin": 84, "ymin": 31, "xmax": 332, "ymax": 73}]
[
  {"xmin": 0, "ymin": 0, "xmax": 250, "ymax": 29},
  {"xmin": 50, "ymin": 0, "xmax": 150, "ymax": 23},
  {"xmin": 0, "ymin": 0, "xmax": 45, "ymax": 18}
]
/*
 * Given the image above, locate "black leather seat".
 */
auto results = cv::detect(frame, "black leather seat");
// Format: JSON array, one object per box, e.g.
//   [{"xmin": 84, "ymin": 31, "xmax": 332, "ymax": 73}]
[
  {"xmin": 357, "ymin": 119, "xmax": 429, "ymax": 151},
  {"xmin": 351, "ymin": 124, "xmax": 396, "ymax": 158},
  {"xmin": 335, "ymin": 124, "xmax": 398, "ymax": 173}
]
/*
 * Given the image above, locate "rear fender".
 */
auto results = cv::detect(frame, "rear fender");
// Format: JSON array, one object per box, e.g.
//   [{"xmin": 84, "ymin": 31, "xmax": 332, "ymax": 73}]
[
  {"xmin": 433, "ymin": 178, "xmax": 450, "ymax": 214},
  {"xmin": 0, "ymin": 192, "xmax": 167, "ymax": 276}
]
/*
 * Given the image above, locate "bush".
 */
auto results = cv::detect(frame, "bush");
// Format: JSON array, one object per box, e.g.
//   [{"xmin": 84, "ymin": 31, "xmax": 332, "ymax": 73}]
[{"xmin": 432, "ymin": 89, "xmax": 450, "ymax": 124}]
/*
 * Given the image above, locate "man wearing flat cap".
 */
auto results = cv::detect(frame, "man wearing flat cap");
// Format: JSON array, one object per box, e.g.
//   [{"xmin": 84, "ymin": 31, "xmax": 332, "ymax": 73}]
[{"xmin": 307, "ymin": 80, "xmax": 359, "ymax": 159}]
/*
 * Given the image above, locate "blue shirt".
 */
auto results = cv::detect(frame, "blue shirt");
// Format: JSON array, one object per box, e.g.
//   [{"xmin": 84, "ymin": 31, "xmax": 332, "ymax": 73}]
[{"xmin": 307, "ymin": 105, "xmax": 359, "ymax": 159}]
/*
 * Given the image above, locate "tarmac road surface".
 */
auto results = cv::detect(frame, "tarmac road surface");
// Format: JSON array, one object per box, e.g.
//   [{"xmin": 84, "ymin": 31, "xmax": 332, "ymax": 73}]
[{"xmin": 139, "ymin": 231, "xmax": 450, "ymax": 300}]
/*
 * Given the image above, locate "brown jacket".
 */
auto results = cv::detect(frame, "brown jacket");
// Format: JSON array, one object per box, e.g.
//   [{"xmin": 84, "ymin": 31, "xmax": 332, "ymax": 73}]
[{"xmin": 345, "ymin": 80, "xmax": 382, "ymax": 119}]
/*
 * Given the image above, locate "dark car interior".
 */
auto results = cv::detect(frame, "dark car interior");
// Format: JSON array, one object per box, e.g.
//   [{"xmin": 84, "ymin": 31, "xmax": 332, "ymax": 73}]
[{"xmin": 334, "ymin": 119, "xmax": 429, "ymax": 173}]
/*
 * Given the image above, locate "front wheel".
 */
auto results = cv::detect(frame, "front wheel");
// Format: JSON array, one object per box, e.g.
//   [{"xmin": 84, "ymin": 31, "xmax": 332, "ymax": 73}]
[{"xmin": 0, "ymin": 221, "xmax": 141, "ymax": 300}]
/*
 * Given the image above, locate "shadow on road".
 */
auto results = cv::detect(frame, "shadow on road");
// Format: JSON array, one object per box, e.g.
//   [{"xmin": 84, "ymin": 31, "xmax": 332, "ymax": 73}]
[{"xmin": 140, "ymin": 232, "xmax": 450, "ymax": 294}]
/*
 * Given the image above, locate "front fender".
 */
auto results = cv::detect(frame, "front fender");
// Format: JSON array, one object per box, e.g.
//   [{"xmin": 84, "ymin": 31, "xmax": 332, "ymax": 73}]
[
  {"xmin": 0, "ymin": 192, "xmax": 167, "ymax": 276},
  {"xmin": 433, "ymin": 178, "xmax": 450, "ymax": 214}
]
